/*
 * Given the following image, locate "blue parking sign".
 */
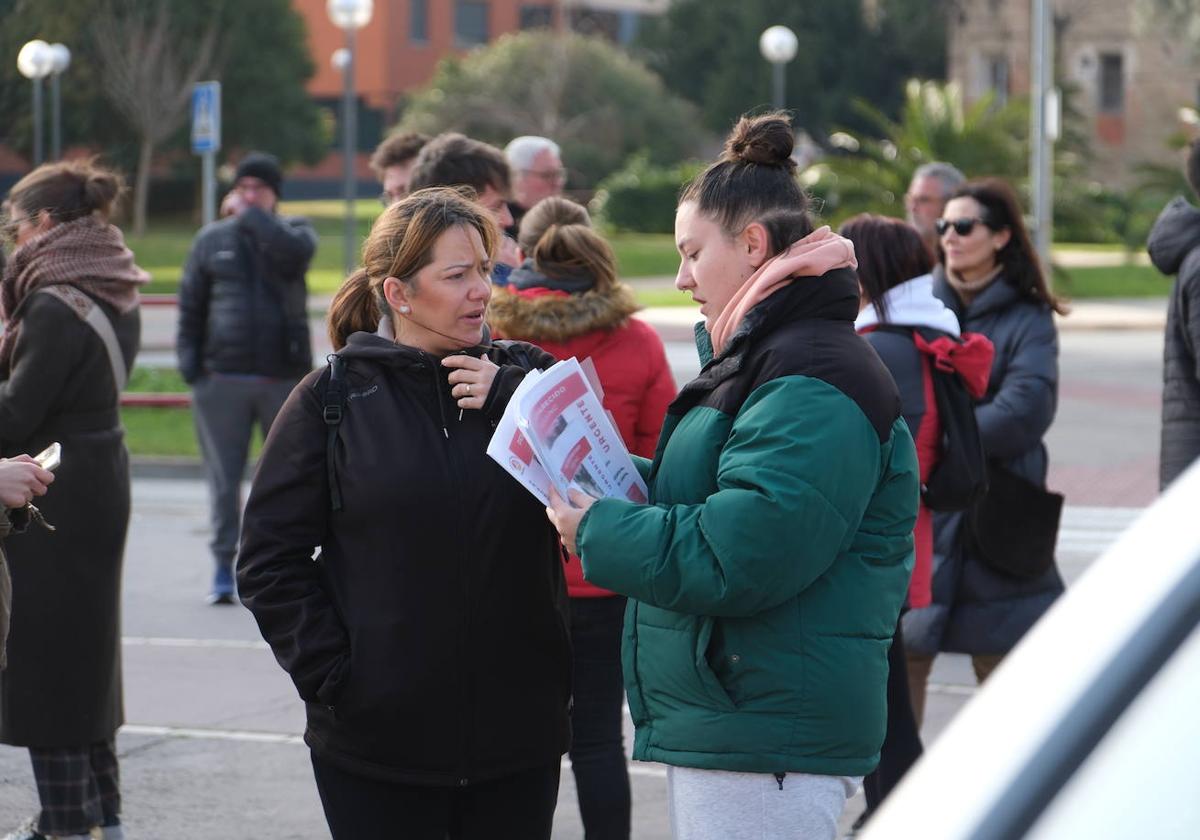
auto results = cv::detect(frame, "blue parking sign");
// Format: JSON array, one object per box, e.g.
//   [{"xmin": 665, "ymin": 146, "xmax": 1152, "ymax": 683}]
[{"xmin": 192, "ymin": 82, "xmax": 221, "ymax": 154}]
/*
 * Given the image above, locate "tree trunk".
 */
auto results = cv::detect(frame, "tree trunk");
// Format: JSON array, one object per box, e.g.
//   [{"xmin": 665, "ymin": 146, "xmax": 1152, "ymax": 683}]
[{"xmin": 133, "ymin": 137, "xmax": 154, "ymax": 237}]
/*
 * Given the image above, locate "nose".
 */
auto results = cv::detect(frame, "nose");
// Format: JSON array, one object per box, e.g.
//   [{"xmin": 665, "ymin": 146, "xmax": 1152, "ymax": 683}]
[
  {"xmin": 497, "ymin": 203, "xmax": 514, "ymax": 229},
  {"xmin": 471, "ymin": 270, "xmax": 492, "ymax": 301},
  {"xmin": 675, "ymin": 260, "xmax": 693, "ymax": 292}
]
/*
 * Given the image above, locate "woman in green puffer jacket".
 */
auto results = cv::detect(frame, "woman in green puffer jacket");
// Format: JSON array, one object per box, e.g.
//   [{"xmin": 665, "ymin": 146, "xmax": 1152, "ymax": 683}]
[{"xmin": 546, "ymin": 113, "xmax": 920, "ymax": 840}]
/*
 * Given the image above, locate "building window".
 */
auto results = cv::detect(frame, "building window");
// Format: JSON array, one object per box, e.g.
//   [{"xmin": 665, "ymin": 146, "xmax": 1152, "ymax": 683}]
[
  {"xmin": 987, "ymin": 55, "xmax": 1009, "ymax": 106},
  {"xmin": 520, "ymin": 5, "xmax": 553, "ymax": 30},
  {"xmin": 1099, "ymin": 53, "xmax": 1124, "ymax": 114},
  {"xmin": 456, "ymin": 1, "xmax": 489, "ymax": 45},
  {"xmin": 411, "ymin": 0, "xmax": 428, "ymax": 43}
]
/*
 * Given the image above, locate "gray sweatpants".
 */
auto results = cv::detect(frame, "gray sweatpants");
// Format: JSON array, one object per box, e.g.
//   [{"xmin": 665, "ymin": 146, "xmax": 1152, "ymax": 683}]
[
  {"xmin": 192, "ymin": 373, "xmax": 297, "ymax": 567},
  {"xmin": 667, "ymin": 766, "xmax": 861, "ymax": 840}
]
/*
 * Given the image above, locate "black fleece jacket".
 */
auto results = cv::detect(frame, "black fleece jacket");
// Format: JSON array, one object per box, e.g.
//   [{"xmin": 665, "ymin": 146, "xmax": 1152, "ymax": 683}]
[{"xmin": 236, "ymin": 334, "xmax": 570, "ymax": 786}]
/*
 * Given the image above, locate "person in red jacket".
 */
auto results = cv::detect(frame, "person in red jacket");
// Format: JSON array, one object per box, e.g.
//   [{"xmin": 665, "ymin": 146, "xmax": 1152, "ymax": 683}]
[
  {"xmin": 841, "ymin": 214, "xmax": 993, "ymax": 830},
  {"xmin": 489, "ymin": 196, "xmax": 675, "ymax": 839}
]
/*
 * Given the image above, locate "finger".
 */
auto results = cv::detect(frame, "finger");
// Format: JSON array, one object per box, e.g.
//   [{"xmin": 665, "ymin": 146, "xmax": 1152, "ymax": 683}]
[
  {"xmin": 33, "ymin": 466, "xmax": 54, "ymax": 485},
  {"xmin": 548, "ymin": 486, "xmax": 566, "ymax": 513},
  {"xmin": 567, "ymin": 488, "xmax": 596, "ymax": 508},
  {"xmin": 10, "ymin": 454, "xmax": 35, "ymax": 464},
  {"xmin": 441, "ymin": 355, "xmax": 483, "ymax": 371}
]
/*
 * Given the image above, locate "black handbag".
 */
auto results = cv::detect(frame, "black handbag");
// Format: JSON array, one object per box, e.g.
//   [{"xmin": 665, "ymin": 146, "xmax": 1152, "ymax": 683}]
[{"xmin": 964, "ymin": 461, "xmax": 1063, "ymax": 580}]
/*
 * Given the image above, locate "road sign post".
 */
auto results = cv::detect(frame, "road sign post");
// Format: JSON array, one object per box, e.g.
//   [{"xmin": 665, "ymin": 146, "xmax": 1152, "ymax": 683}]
[{"xmin": 191, "ymin": 82, "xmax": 221, "ymax": 227}]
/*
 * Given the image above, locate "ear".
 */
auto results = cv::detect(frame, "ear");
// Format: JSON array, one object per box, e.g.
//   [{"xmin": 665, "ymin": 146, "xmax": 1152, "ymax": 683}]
[
  {"xmin": 741, "ymin": 222, "xmax": 772, "ymax": 269},
  {"xmin": 35, "ymin": 209, "xmax": 55, "ymax": 233},
  {"xmin": 382, "ymin": 277, "xmax": 411, "ymax": 313},
  {"xmin": 991, "ymin": 226, "xmax": 1012, "ymax": 253}
]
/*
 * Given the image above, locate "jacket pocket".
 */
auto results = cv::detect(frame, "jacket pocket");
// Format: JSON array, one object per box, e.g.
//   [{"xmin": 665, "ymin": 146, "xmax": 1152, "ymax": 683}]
[{"xmin": 635, "ymin": 615, "xmax": 736, "ymax": 715}]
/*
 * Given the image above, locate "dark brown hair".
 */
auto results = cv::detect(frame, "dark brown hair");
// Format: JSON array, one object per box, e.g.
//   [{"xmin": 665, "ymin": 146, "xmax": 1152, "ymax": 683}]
[
  {"xmin": 327, "ymin": 187, "xmax": 498, "ymax": 349},
  {"xmin": 518, "ymin": 196, "xmax": 616, "ymax": 292},
  {"xmin": 369, "ymin": 131, "xmax": 430, "ymax": 177},
  {"xmin": 838, "ymin": 214, "xmax": 934, "ymax": 321},
  {"xmin": 946, "ymin": 178, "xmax": 1066, "ymax": 314},
  {"xmin": 679, "ymin": 112, "xmax": 812, "ymax": 254},
  {"xmin": 408, "ymin": 132, "xmax": 511, "ymax": 196},
  {"xmin": 7, "ymin": 158, "xmax": 124, "ymax": 224}
]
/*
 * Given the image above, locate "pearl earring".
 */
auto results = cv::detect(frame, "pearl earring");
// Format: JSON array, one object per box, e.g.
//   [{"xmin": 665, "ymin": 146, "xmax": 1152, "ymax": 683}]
[{"xmin": 400, "ymin": 305, "xmax": 411, "ymax": 314}]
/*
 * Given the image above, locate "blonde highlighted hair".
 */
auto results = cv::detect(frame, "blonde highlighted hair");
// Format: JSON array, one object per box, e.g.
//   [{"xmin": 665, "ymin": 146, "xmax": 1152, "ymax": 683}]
[{"xmin": 327, "ymin": 187, "xmax": 498, "ymax": 349}]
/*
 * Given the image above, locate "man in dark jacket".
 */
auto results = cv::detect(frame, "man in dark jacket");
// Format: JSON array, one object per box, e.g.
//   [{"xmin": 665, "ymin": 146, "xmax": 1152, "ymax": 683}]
[
  {"xmin": 176, "ymin": 152, "xmax": 317, "ymax": 604},
  {"xmin": 1149, "ymin": 138, "xmax": 1200, "ymax": 489}
]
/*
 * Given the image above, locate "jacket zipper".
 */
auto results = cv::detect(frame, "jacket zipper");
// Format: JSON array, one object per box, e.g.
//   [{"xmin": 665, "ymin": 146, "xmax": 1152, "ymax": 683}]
[{"xmin": 430, "ymin": 356, "xmax": 474, "ymax": 786}]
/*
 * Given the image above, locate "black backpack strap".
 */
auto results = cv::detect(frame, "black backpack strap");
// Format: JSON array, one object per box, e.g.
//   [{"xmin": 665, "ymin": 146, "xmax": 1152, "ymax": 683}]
[{"xmin": 324, "ymin": 354, "xmax": 348, "ymax": 512}]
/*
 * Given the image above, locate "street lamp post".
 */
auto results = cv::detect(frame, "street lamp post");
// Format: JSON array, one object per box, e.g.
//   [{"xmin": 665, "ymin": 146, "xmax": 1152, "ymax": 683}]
[
  {"xmin": 759, "ymin": 25, "xmax": 798, "ymax": 110},
  {"xmin": 48, "ymin": 43, "xmax": 71, "ymax": 161},
  {"xmin": 17, "ymin": 39, "xmax": 54, "ymax": 166},
  {"xmin": 327, "ymin": 0, "xmax": 374, "ymax": 277}
]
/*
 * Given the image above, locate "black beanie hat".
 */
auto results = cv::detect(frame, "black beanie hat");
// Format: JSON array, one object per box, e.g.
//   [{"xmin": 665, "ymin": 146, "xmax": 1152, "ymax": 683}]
[{"xmin": 234, "ymin": 152, "xmax": 283, "ymax": 196}]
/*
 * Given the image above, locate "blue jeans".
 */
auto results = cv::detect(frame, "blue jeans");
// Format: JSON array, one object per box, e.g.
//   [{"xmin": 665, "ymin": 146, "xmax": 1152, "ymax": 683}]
[{"xmin": 568, "ymin": 596, "xmax": 631, "ymax": 839}]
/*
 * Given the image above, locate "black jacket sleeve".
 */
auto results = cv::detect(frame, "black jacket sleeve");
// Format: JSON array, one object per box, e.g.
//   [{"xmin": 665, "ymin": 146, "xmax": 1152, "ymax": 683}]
[
  {"xmin": 176, "ymin": 234, "xmax": 211, "ymax": 384},
  {"xmin": 236, "ymin": 372, "xmax": 350, "ymax": 706},
  {"xmin": 238, "ymin": 208, "xmax": 318, "ymax": 278}
]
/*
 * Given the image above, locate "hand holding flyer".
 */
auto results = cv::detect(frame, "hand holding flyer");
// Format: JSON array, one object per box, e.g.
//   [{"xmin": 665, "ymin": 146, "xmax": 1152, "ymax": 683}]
[{"xmin": 487, "ymin": 358, "xmax": 648, "ymax": 506}]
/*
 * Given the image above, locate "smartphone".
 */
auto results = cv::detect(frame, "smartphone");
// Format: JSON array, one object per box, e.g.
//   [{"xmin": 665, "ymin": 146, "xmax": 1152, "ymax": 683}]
[{"xmin": 33, "ymin": 442, "xmax": 61, "ymax": 472}]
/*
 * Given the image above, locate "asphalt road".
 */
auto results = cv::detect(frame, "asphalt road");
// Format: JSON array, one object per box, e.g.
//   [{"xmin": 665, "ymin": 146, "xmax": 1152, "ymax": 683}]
[{"xmin": 0, "ymin": 327, "xmax": 1166, "ymax": 838}]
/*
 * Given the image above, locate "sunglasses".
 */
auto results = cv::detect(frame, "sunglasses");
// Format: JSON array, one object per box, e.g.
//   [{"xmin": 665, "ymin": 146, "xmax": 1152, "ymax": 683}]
[{"xmin": 935, "ymin": 217, "xmax": 988, "ymax": 237}]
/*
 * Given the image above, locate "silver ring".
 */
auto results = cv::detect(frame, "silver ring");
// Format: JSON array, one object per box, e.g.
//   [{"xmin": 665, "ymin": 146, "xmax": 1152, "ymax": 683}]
[{"xmin": 466, "ymin": 384, "xmax": 471, "ymax": 396}]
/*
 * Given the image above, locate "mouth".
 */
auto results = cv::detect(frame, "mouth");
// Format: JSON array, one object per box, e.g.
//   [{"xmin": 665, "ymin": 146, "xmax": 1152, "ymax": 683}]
[{"xmin": 460, "ymin": 310, "xmax": 486, "ymax": 325}]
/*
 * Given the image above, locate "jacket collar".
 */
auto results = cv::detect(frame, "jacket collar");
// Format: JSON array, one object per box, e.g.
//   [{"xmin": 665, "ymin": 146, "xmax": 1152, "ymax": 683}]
[
  {"xmin": 507, "ymin": 258, "xmax": 595, "ymax": 294},
  {"xmin": 696, "ymin": 265, "xmax": 860, "ymax": 366},
  {"xmin": 932, "ymin": 264, "xmax": 1024, "ymax": 322}
]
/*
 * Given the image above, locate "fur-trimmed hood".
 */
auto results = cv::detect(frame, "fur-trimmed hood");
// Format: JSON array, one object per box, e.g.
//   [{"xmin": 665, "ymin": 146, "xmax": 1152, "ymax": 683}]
[{"xmin": 488, "ymin": 277, "xmax": 641, "ymax": 344}]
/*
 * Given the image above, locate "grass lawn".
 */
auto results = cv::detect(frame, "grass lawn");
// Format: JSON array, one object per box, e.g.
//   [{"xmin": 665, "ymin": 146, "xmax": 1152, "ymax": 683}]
[
  {"xmin": 123, "ymin": 367, "xmax": 263, "ymax": 458},
  {"xmin": 1055, "ymin": 264, "xmax": 1171, "ymax": 299}
]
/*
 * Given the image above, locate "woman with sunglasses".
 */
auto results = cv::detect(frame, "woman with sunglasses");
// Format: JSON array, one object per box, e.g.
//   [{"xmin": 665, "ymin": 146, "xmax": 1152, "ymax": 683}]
[
  {"xmin": 902, "ymin": 177, "xmax": 1068, "ymax": 728},
  {"xmin": 0, "ymin": 160, "xmax": 145, "ymax": 840}
]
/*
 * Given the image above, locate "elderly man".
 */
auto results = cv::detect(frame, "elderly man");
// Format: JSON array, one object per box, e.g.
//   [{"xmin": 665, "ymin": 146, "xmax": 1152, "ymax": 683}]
[
  {"xmin": 370, "ymin": 131, "xmax": 429, "ymax": 207},
  {"xmin": 905, "ymin": 161, "xmax": 965, "ymax": 259},
  {"xmin": 504, "ymin": 135, "xmax": 566, "ymax": 236}
]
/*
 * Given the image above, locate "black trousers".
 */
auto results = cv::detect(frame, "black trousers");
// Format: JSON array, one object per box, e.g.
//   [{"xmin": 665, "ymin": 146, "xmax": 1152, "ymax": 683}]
[
  {"xmin": 862, "ymin": 618, "xmax": 924, "ymax": 816},
  {"xmin": 568, "ymin": 596, "xmax": 631, "ymax": 840},
  {"xmin": 311, "ymin": 754, "xmax": 561, "ymax": 840}
]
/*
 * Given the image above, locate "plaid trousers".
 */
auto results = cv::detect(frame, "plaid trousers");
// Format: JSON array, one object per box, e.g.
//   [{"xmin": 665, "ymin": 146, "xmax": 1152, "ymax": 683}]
[{"xmin": 28, "ymin": 740, "xmax": 120, "ymax": 836}]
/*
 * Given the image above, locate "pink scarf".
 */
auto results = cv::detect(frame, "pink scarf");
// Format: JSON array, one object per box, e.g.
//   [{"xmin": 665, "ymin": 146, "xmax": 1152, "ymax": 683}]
[{"xmin": 709, "ymin": 226, "xmax": 858, "ymax": 357}]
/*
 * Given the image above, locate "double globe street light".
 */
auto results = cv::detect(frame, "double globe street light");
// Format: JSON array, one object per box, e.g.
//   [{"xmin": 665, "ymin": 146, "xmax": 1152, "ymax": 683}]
[
  {"xmin": 17, "ymin": 40, "xmax": 71, "ymax": 166},
  {"xmin": 327, "ymin": 0, "xmax": 374, "ymax": 276}
]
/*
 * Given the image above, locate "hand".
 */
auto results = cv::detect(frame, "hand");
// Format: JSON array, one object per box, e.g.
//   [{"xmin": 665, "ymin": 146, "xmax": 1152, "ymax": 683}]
[
  {"xmin": 0, "ymin": 456, "xmax": 55, "ymax": 509},
  {"xmin": 443, "ymin": 352, "xmax": 500, "ymax": 410},
  {"xmin": 220, "ymin": 191, "xmax": 246, "ymax": 218},
  {"xmin": 546, "ymin": 486, "xmax": 598, "ymax": 556}
]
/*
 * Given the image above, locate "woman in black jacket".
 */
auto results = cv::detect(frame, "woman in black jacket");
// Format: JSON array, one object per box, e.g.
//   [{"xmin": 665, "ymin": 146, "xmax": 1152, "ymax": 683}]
[
  {"xmin": 0, "ymin": 160, "xmax": 144, "ymax": 840},
  {"xmin": 237, "ymin": 188, "xmax": 570, "ymax": 840}
]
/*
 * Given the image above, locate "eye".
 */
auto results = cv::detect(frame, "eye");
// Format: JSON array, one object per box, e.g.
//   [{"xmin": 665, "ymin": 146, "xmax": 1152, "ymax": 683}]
[{"xmin": 687, "ymin": 251, "xmax": 699, "ymax": 261}]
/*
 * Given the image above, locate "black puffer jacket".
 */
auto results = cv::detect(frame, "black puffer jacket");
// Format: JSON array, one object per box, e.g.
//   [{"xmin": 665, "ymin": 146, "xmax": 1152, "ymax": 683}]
[
  {"xmin": 176, "ymin": 207, "xmax": 316, "ymax": 383},
  {"xmin": 1148, "ymin": 196, "xmax": 1200, "ymax": 488},
  {"xmin": 237, "ymin": 333, "xmax": 571, "ymax": 786}
]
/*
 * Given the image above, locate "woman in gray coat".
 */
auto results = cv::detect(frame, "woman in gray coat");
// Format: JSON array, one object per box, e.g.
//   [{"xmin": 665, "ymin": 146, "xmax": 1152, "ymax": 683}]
[
  {"xmin": 0, "ymin": 160, "xmax": 144, "ymax": 840},
  {"xmin": 902, "ymin": 178, "xmax": 1068, "ymax": 725}
]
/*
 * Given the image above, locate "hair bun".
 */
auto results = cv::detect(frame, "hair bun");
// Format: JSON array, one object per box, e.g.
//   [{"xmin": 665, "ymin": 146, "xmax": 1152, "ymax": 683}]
[{"xmin": 723, "ymin": 113, "xmax": 795, "ymax": 169}]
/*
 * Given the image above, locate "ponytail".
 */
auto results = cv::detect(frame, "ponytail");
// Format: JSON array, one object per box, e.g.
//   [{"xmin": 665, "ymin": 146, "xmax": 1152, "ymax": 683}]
[{"xmin": 327, "ymin": 269, "xmax": 383, "ymax": 350}]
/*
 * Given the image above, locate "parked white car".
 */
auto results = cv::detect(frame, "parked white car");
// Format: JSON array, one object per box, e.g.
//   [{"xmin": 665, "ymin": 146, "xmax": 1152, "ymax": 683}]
[{"xmin": 861, "ymin": 461, "xmax": 1200, "ymax": 839}]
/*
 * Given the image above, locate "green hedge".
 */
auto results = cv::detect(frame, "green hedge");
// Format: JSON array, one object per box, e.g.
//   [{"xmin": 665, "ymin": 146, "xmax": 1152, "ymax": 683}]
[{"xmin": 593, "ymin": 156, "xmax": 705, "ymax": 234}]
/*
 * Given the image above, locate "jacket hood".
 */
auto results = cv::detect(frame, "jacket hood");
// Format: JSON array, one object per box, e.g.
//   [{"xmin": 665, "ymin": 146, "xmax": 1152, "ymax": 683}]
[
  {"xmin": 1148, "ymin": 196, "xmax": 1200, "ymax": 276},
  {"xmin": 487, "ymin": 278, "xmax": 640, "ymax": 343},
  {"xmin": 508, "ymin": 258, "xmax": 596, "ymax": 295},
  {"xmin": 339, "ymin": 320, "xmax": 494, "ymax": 365},
  {"xmin": 855, "ymin": 273, "xmax": 961, "ymax": 336}
]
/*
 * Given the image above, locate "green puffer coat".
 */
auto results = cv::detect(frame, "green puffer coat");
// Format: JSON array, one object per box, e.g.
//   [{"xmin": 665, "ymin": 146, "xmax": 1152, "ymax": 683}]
[{"xmin": 576, "ymin": 269, "xmax": 919, "ymax": 778}]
